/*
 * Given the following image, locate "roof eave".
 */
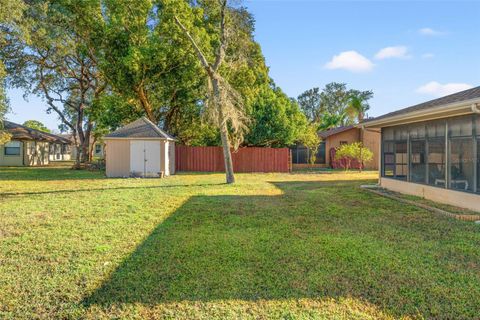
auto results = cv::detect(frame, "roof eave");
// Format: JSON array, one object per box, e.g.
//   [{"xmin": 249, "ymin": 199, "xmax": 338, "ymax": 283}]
[{"xmin": 362, "ymin": 98, "xmax": 480, "ymax": 128}]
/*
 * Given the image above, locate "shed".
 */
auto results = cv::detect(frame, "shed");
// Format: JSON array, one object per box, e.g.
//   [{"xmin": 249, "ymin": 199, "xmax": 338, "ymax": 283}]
[{"xmin": 104, "ymin": 117, "xmax": 176, "ymax": 178}]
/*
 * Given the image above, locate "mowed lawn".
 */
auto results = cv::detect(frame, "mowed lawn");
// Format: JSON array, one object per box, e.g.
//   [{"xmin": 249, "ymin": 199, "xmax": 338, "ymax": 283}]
[{"xmin": 0, "ymin": 167, "xmax": 479, "ymax": 319}]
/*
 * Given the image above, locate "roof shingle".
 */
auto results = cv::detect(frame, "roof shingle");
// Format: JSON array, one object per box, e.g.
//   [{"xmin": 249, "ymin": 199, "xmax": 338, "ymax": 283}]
[
  {"xmin": 363, "ymin": 85, "xmax": 480, "ymax": 124},
  {"xmin": 105, "ymin": 117, "xmax": 176, "ymax": 140},
  {"xmin": 3, "ymin": 121, "xmax": 70, "ymax": 143}
]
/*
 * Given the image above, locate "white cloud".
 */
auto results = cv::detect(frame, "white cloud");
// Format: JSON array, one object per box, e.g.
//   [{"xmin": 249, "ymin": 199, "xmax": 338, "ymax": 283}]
[
  {"xmin": 421, "ymin": 53, "xmax": 434, "ymax": 59},
  {"xmin": 418, "ymin": 27, "xmax": 446, "ymax": 36},
  {"xmin": 416, "ymin": 81, "xmax": 473, "ymax": 97},
  {"xmin": 375, "ymin": 46, "xmax": 411, "ymax": 60},
  {"xmin": 324, "ymin": 51, "xmax": 374, "ymax": 73}
]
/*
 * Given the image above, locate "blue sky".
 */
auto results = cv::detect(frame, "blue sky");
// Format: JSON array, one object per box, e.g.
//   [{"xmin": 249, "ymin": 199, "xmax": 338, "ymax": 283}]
[{"xmin": 6, "ymin": 0, "xmax": 480, "ymax": 131}]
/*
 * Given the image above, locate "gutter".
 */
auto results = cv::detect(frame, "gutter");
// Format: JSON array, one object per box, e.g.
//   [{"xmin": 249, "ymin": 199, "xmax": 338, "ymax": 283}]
[{"xmin": 363, "ymin": 98, "xmax": 480, "ymax": 128}]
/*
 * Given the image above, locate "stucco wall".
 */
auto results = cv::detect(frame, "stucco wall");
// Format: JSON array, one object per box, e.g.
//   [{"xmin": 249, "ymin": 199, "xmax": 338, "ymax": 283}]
[
  {"xmin": 380, "ymin": 177, "xmax": 480, "ymax": 212},
  {"xmin": 325, "ymin": 128, "xmax": 361, "ymax": 165},
  {"xmin": 361, "ymin": 129, "xmax": 380, "ymax": 170},
  {"xmin": 0, "ymin": 141, "xmax": 24, "ymax": 166},
  {"xmin": 105, "ymin": 139, "xmax": 131, "ymax": 178}
]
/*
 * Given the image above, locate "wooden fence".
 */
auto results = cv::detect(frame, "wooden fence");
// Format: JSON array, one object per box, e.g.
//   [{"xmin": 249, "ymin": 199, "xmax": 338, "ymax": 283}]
[{"xmin": 175, "ymin": 146, "xmax": 291, "ymax": 173}]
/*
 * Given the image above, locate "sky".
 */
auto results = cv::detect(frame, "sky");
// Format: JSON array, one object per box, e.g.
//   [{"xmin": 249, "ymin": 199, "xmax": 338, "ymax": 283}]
[{"xmin": 6, "ymin": 0, "xmax": 480, "ymax": 131}]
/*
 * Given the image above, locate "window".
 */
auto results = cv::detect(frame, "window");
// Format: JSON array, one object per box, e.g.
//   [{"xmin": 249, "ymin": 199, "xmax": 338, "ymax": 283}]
[
  {"xmin": 410, "ymin": 140, "xmax": 426, "ymax": 183},
  {"xmin": 95, "ymin": 144, "xmax": 102, "ymax": 154},
  {"xmin": 4, "ymin": 141, "xmax": 21, "ymax": 156},
  {"xmin": 383, "ymin": 141, "xmax": 394, "ymax": 177},
  {"xmin": 427, "ymin": 138, "xmax": 445, "ymax": 186},
  {"xmin": 395, "ymin": 142, "xmax": 408, "ymax": 180},
  {"xmin": 340, "ymin": 141, "xmax": 348, "ymax": 145},
  {"xmin": 449, "ymin": 138, "xmax": 474, "ymax": 192}
]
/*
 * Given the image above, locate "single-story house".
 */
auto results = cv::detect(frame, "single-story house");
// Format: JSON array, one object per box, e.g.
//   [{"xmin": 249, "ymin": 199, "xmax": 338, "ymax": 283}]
[
  {"xmin": 1, "ymin": 121, "xmax": 71, "ymax": 166},
  {"xmin": 291, "ymin": 125, "xmax": 380, "ymax": 170},
  {"xmin": 52, "ymin": 134, "xmax": 105, "ymax": 161},
  {"xmin": 104, "ymin": 117, "xmax": 176, "ymax": 178},
  {"xmin": 363, "ymin": 85, "xmax": 480, "ymax": 212}
]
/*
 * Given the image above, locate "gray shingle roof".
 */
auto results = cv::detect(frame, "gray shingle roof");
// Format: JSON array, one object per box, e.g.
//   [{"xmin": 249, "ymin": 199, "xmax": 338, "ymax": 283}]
[
  {"xmin": 3, "ymin": 120, "xmax": 71, "ymax": 143},
  {"xmin": 363, "ymin": 85, "xmax": 480, "ymax": 124},
  {"xmin": 105, "ymin": 117, "xmax": 176, "ymax": 140},
  {"xmin": 318, "ymin": 125, "xmax": 355, "ymax": 139}
]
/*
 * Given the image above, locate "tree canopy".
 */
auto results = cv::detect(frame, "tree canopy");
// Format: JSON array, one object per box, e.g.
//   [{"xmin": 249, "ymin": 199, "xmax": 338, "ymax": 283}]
[
  {"xmin": 297, "ymin": 82, "xmax": 374, "ymax": 129},
  {"xmin": 23, "ymin": 120, "xmax": 51, "ymax": 133},
  {"xmin": 1, "ymin": 0, "xmax": 318, "ymax": 162}
]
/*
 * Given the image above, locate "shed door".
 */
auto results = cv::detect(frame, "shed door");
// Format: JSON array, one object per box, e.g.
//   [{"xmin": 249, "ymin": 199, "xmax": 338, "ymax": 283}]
[{"xmin": 130, "ymin": 140, "xmax": 161, "ymax": 177}]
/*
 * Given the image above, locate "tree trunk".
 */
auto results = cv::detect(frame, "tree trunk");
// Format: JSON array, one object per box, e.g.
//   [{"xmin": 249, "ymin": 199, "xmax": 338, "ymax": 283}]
[{"xmin": 213, "ymin": 77, "xmax": 235, "ymax": 184}]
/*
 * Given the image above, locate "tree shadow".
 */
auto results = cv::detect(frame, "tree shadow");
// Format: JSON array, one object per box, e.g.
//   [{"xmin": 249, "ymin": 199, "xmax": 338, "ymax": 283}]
[
  {"xmin": 0, "ymin": 166, "xmax": 104, "ymax": 181},
  {"xmin": 83, "ymin": 180, "xmax": 480, "ymax": 319}
]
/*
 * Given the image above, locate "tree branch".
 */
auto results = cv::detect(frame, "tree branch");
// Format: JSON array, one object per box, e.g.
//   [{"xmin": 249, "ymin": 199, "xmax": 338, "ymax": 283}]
[
  {"xmin": 212, "ymin": 0, "xmax": 227, "ymax": 72},
  {"xmin": 174, "ymin": 16, "xmax": 212, "ymax": 74}
]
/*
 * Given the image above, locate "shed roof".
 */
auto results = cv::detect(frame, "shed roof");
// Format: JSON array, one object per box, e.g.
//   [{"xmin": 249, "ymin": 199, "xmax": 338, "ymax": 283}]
[
  {"xmin": 318, "ymin": 125, "xmax": 356, "ymax": 139},
  {"xmin": 3, "ymin": 121, "xmax": 71, "ymax": 143},
  {"xmin": 105, "ymin": 117, "xmax": 176, "ymax": 140},
  {"xmin": 363, "ymin": 85, "xmax": 480, "ymax": 126}
]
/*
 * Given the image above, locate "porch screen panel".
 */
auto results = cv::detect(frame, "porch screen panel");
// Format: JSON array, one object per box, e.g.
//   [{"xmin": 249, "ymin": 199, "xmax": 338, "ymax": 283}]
[
  {"xmin": 383, "ymin": 141, "xmax": 394, "ymax": 177},
  {"xmin": 449, "ymin": 138, "xmax": 474, "ymax": 192},
  {"xmin": 395, "ymin": 141, "xmax": 408, "ymax": 180},
  {"xmin": 315, "ymin": 142, "xmax": 326, "ymax": 164},
  {"xmin": 477, "ymin": 116, "xmax": 480, "ymax": 193},
  {"xmin": 410, "ymin": 140, "xmax": 426, "ymax": 183},
  {"xmin": 427, "ymin": 139, "xmax": 445, "ymax": 186}
]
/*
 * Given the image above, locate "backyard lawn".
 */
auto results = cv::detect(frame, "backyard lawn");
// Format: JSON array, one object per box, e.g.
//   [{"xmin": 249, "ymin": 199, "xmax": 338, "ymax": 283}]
[{"xmin": 0, "ymin": 167, "xmax": 479, "ymax": 319}]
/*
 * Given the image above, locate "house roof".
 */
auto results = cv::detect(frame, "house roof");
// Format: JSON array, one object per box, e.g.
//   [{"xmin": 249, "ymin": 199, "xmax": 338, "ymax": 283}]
[
  {"xmin": 363, "ymin": 85, "xmax": 480, "ymax": 127},
  {"xmin": 3, "ymin": 121, "xmax": 71, "ymax": 143},
  {"xmin": 104, "ymin": 117, "xmax": 176, "ymax": 140},
  {"xmin": 318, "ymin": 125, "xmax": 356, "ymax": 139}
]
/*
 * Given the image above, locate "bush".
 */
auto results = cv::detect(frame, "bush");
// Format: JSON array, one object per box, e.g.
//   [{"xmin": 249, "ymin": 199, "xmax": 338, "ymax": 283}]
[{"xmin": 335, "ymin": 142, "xmax": 373, "ymax": 172}]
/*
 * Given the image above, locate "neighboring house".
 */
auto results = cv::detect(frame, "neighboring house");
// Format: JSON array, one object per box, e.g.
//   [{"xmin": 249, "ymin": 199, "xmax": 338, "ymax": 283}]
[
  {"xmin": 104, "ymin": 117, "xmax": 176, "ymax": 178},
  {"xmin": 55, "ymin": 134, "xmax": 105, "ymax": 161},
  {"xmin": 363, "ymin": 85, "xmax": 480, "ymax": 212},
  {"xmin": 291, "ymin": 125, "xmax": 380, "ymax": 170},
  {"xmin": 1, "ymin": 121, "xmax": 71, "ymax": 166}
]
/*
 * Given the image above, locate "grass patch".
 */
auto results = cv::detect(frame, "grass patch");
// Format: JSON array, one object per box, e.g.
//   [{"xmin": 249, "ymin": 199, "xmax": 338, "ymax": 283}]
[{"xmin": 0, "ymin": 167, "xmax": 479, "ymax": 319}]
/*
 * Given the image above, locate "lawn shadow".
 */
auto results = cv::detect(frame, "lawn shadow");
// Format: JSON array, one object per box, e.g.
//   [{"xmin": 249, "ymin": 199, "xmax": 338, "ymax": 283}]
[
  {"xmin": 0, "ymin": 166, "xmax": 105, "ymax": 181},
  {"xmin": 83, "ymin": 180, "xmax": 480, "ymax": 319}
]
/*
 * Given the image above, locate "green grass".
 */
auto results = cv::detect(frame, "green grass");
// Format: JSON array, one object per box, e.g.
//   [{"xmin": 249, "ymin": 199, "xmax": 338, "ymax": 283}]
[{"xmin": 0, "ymin": 166, "xmax": 479, "ymax": 319}]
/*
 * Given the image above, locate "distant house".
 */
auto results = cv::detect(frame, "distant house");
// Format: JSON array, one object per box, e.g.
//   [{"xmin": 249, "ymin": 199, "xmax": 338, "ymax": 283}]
[
  {"xmin": 1, "ymin": 121, "xmax": 71, "ymax": 166},
  {"xmin": 291, "ymin": 125, "xmax": 380, "ymax": 170},
  {"xmin": 53, "ymin": 134, "xmax": 105, "ymax": 161},
  {"xmin": 104, "ymin": 117, "xmax": 176, "ymax": 178},
  {"xmin": 363, "ymin": 86, "xmax": 480, "ymax": 212}
]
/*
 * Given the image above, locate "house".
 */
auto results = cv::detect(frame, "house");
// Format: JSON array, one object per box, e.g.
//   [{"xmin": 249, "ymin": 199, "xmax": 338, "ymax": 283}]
[
  {"xmin": 104, "ymin": 117, "xmax": 176, "ymax": 178},
  {"xmin": 291, "ymin": 125, "xmax": 380, "ymax": 170},
  {"xmin": 52, "ymin": 134, "xmax": 105, "ymax": 161},
  {"xmin": 363, "ymin": 86, "xmax": 480, "ymax": 212},
  {"xmin": 1, "ymin": 121, "xmax": 71, "ymax": 166}
]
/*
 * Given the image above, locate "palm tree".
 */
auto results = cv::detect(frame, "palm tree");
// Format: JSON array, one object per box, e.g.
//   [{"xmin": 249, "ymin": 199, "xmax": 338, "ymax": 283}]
[
  {"xmin": 347, "ymin": 91, "xmax": 373, "ymax": 123},
  {"xmin": 318, "ymin": 112, "xmax": 346, "ymax": 131}
]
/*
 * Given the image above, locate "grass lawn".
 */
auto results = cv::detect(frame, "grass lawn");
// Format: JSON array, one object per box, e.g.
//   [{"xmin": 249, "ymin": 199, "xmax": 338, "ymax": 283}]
[{"xmin": 0, "ymin": 167, "xmax": 479, "ymax": 319}]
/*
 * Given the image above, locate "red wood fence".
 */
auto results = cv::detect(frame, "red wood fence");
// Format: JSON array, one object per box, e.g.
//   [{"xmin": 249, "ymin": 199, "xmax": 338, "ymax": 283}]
[{"xmin": 175, "ymin": 146, "xmax": 291, "ymax": 173}]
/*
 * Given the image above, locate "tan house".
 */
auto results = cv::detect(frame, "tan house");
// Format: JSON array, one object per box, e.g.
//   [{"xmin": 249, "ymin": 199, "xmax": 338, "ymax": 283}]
[
  {"xmin": 363, "ymin": 86, "xmax": 480, "ymax": 212},
  {"xmin": 1, "ymin": 121, "xmax": 71, "ymax": 166},
  {"xmin": 104, "ymin": 117, "xmax": 176, "ymax": 178},
  {"xmin": 291, "ymin": 125, "xmax": 380, "ymax": 170}
]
